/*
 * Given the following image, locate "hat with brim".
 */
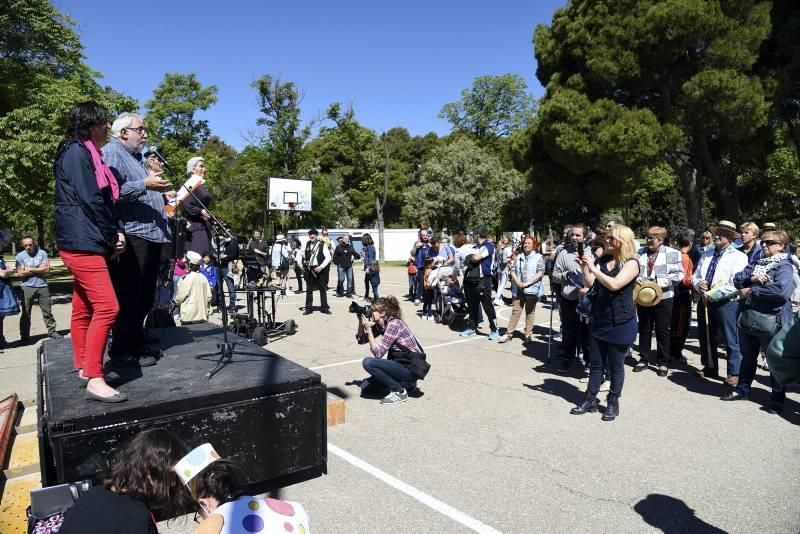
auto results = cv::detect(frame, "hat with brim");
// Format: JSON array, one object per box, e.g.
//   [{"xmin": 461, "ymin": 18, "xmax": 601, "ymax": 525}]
[
  {"xmin": 762, "ymin": 223, "xmax": 777, "ymax": 231},
  {"xmin": 634, "ymin": 280, "xmax": 663, "ymax": 307},
  {"xmin": 709, "ymin": 220, "xmax": 740, "ymax": 238},
  {"xmin": 275, "ymin": 234, "xmax": 286, "ymax": 242}
]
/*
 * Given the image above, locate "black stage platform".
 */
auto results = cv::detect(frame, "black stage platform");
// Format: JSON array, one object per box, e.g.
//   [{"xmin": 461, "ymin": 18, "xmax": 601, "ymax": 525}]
[{"xmin": 37, "ymin": 323, "xmax": 327, "ymax": 497}]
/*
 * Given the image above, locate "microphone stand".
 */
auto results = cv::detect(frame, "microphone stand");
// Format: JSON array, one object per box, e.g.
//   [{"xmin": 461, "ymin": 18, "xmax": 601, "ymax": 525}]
[{"xmin": 160, "ymin": 162, "xmax": 268, "ymax": 378}]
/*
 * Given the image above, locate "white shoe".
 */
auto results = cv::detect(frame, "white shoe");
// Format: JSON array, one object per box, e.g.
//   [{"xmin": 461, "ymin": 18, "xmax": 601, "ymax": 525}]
[{"xmin": 414, "ymin": 299, "xmax": 421, "ymax": 305}]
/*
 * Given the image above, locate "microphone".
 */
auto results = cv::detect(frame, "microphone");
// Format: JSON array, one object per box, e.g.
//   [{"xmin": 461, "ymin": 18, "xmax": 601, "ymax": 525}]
[{"xmin": 148, "ymin": 146, "xmax": 175, "ymax": 174}]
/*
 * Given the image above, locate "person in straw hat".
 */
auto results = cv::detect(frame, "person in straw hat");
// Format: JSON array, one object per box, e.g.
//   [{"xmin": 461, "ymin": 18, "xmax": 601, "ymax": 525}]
[
  {"xmin": 633, "ymin": 226, "xmax": 685, "ymax": 377},
  {"xmin": 691, "ymin": 220, "xmax": 748, "ymax": 385}
]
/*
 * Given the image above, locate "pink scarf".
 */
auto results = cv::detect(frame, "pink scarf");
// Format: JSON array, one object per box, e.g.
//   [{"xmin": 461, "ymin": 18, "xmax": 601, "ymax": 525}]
[{"xmin": 83, "ymin": 139, "xmax": 119, "ymax": 202}]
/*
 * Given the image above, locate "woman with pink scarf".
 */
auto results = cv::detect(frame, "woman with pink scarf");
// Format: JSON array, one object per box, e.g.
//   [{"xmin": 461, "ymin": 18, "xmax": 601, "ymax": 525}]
[{"xmin": 55, "ymin": 101, "xmax": 127, "ymax": 402}]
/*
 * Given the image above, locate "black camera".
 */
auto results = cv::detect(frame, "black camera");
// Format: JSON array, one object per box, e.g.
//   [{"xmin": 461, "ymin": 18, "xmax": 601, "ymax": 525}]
[{"xmin": 349, "ymin": 301, "xmax": 373, "ymax": 318}]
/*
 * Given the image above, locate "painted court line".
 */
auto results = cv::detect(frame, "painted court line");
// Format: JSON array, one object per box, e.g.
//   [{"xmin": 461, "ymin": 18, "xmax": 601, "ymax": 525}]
[
  {"xmin": 328, "ymin": 442, "xmax": 502, "ymax": 534},
  {"xmin": 310, "ymin": 319, "xmax": 560, "ymax": 371}
]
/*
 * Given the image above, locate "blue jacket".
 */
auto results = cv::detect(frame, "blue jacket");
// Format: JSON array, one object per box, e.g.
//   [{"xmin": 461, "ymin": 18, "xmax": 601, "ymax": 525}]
[
  {"xmin": 201, "ymin": 263, "xmax": 218, "ymax": 288},
  {"xmin": 733, "ymin": 257, "xmax": 793, "ymax": 325},
  {"xmin": 54, "ymin": 140, "xmax": 120, "ymax": 254}
]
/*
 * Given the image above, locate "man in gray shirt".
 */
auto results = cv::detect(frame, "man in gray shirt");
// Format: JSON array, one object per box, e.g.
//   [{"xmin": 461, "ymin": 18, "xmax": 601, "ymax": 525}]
[
  {"xmin": 103, "ymin": 112, "xmax": 173, "ymax": 367},
  {"xmin": 551, "ymin": 223, "xmax": 591, "ymax": 373},
  {"xmin": 16, "ymin": 236, "xmax": 60, "ymax": 343}
]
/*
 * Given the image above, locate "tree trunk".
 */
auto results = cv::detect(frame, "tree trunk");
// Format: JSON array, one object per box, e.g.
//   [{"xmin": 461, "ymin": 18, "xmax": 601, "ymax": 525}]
[
  {"xmin": 695, "ymin": 134, "xmax": 740, "ymax": 221},
  {"xmin": 665, "ymin": 150, "xmax": 703, "ymax": 231},
  {"xmin": 36, "ymin": 215, "xmax": 45, "ymax": 250}
]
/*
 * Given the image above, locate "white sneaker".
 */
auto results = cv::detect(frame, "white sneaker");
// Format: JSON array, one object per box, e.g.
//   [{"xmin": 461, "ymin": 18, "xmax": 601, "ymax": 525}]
[
  {"xmin": 414, "ymin": 299, "xmax": 421, "ymax": 305},
  {"xmin": 380, "ymin": 389, "xmax": 408, "ymax": 404}
]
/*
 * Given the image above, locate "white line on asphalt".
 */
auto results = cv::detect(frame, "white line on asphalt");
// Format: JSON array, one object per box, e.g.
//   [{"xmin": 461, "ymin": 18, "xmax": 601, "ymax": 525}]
[
  {"xmin": 309, "ymin": 318, "xmax": 560, "ymax": 370},
  {"xmin": 328, "ymin": 442, "xmax": 502, "ymax": 534}
]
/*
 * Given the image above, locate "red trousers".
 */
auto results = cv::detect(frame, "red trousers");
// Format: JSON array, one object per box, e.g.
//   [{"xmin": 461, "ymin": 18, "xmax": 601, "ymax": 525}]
[{"xmin": 60, "ymin": 250, "xmax": 119, "ymax": 378}]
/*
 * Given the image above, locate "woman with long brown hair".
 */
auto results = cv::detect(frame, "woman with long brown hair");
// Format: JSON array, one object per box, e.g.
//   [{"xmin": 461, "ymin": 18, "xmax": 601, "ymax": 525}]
[{"xmin": 570, "ymin": 225, "xmax": 639, "ymax": 421}]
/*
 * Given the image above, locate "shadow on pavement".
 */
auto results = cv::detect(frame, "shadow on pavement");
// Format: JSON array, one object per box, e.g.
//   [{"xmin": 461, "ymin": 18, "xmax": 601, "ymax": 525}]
[
  {"xmin": 667, "ymin": 370, "xmax": 726, "ymax": 397},
  {"xmin": 634, "ymin": 493, "xmax": 726, "ymax": 533},
  {"xmin": 523, "ymin": 378, "xmax": 584, "ymax": 406}
]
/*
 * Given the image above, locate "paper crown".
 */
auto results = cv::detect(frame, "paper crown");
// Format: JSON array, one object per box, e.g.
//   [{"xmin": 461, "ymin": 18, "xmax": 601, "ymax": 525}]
[{"xmin": 174, "ymin": 443, "xmax": 221, "ymax": 486}]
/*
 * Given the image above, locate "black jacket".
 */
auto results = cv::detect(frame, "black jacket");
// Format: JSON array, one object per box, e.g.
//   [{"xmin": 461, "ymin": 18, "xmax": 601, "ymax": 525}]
[
  {"xmin": 333, "ymin": 242, "xmax": 359, "ymax": 268},
  {"xmin": 54, "ymin": 139, "xmax": 119, "ymax": 254}
]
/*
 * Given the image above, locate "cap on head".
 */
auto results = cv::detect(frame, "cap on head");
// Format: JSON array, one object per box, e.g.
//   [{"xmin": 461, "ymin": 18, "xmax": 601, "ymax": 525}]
[
  {"xmin": 174, "ymin": 443, "xmax": 221, "ymax": 486},
  {"xmin": 186, "ymin": 251, "xmax": 202, "ymax": 266}
]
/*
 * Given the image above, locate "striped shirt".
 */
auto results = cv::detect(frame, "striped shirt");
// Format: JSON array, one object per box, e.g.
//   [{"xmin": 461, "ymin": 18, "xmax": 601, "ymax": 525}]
[
  {"xmin": 357, "ymin": 318, "xmax": 422, "ymax": 359},
  {"xmin": 102, "ymin": 139, "xmax": 171, "ymax": 243}
]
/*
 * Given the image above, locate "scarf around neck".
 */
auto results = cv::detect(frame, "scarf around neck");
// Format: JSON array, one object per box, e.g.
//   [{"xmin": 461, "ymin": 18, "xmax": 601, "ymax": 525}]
[
  {"xmin": 752, "ymin": 253, "xmax": 787, "ymax": 278},
  {"xmin": 83, "ymin": 139, "xmax": 119, "ymax": 202}
]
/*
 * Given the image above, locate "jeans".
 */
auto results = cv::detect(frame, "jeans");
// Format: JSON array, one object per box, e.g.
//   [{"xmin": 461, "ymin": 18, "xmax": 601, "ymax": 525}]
[
  {"xmin": 363, "ymin": 357, "xmax": 414, "ymax": 393},
  {"xmin": 588, "ymin": 337, "xmax": 628, "ymax": 397},
  {"xmin": 60, "ymin": 250, "xmax": 119, "ymax": 378},
  {"xmin": 19, "ymin": 285, "xmax": 56, "ymax": 338},
  {"xmin": 736, "ymin": 329, "xmax": 785, "ymax": 402},
  {"xmin": 637, "ymin": 298, "xmax": 673, "ymax": 364},
  {"xmin": 560, "ymin": 298, "xmax": 590, "ymax": 362},
  {"xmin": 408, "ymin": 274, "xmax": 418, "ymax": 297},
  {"xmin": 109, "ymin": 235, "xmax": 162, "ymax": 357},
  {"xmin": 464, "ymin": 277, "xmax": 496, "ymax": 331},
  {"xmin": 422, "ymin": 288, "xmax": 433, "ymax": 315},
  {"xmin": 337, "ymin": 265, "xmax": 355, "ymax": 296},
  {"xmin": 697, "ymin": 299, "xmax": 742, "ymax": 376},
  {"xmin": 219, "ymin": 266, "xmax": 236, "ymax": 310}
]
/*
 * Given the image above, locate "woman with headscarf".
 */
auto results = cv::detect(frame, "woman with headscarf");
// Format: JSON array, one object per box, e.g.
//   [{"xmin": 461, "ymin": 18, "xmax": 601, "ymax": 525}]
[
  {"xmin": 183, "ymin": 156, "xmax": 212, "ymax": 255},
  {"xmin": 54, "ymin": 101, "xmax": 127, "ymax": 402}
]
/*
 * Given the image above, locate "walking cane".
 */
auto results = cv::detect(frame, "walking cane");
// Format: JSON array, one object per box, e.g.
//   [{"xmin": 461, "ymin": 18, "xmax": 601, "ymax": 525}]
[
  {"xmin": 547, "ymin": 289, "xmax": 557, "ymax": 363},
  {"xmin": 702, "ymin": 296, "xmax": 715, "ymax": 370}
]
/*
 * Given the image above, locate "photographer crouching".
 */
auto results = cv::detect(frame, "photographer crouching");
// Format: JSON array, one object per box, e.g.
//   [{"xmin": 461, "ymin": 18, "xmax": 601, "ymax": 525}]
[{"xmin": 353, "ymin": 296, "xmax": 430, "ymax": 405}]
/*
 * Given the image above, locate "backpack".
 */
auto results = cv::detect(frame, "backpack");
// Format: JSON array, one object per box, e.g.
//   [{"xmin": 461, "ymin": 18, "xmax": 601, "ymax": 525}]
[{"xmin": 276, "ymin": 244, "xmax": 290, "ymax": 271}]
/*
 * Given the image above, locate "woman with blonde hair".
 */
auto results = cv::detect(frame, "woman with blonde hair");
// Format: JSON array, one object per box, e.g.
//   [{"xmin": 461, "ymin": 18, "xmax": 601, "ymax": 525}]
[{"xmin": 570, "ymin": 224, "xmax": 639, "ymax": 421}]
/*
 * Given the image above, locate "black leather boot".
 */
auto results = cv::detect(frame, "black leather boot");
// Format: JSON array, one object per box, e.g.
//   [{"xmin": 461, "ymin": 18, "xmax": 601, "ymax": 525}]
[
  {"xmin": 570, "ymin": 392, "xmax": 599, "ymax": 415},
  {"xmin": 602, "ymin": 394, "xmax": 619, "ymax": 421}
]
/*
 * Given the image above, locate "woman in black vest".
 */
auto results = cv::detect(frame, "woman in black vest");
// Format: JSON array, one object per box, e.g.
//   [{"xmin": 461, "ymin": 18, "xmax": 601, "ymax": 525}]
[{"xmin": 571, "ymin": 224, "xmax": 639, "ymax": 421}]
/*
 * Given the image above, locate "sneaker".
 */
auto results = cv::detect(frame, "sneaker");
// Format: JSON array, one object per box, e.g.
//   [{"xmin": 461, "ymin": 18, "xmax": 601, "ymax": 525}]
[
  {"xmin": 380, "ymin": 389, "xmax": 408, "ymax": 405},
  {"xmin": 427, "ymin": 315, "xmax": 435, "ymax": 321},
  {"xmin": 414, "ymin": 299, "xmax": 421, "ymax": 306},
  {"xmin": 459, "ymin": 328, "xmax": 476, "ymax": 337},
  {"xmin": 487, "ymin": 331, "xmax": 499, "ymax": 341},
  {"xmin": 497, "ymin": 335, "xmax": 512, "ymax": 344}
]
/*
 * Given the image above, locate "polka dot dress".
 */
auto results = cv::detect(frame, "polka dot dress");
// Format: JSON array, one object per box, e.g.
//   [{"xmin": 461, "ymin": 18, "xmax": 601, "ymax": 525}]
[{"xmin": 214, "ymin": 495, "xmax": 310, "ymax": 534}]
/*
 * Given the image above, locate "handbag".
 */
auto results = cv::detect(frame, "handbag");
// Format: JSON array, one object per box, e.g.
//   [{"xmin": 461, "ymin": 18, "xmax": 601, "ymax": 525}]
[
  {"xmin": 737, "ymin": 305, "xmax": 778, "ymax": 337},
  {"xmin": 766, "ymin": 310, "xmax": 800, "ymax": 386},
  {"xmin": 388, "ymin": 349, "xmax": 430, "ymax": 380}
]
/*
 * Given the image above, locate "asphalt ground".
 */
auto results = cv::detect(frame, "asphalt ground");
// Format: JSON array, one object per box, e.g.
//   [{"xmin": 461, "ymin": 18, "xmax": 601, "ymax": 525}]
[{"xmin": 2, "ymin": 265, "xmax": 799, "ymax": 533}]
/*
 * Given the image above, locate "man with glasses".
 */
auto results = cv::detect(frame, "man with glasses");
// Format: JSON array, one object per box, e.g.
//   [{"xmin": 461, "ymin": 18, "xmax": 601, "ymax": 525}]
[
  {"xmin": 103, "ymin": 112, "xmax": 174, "ymax": 368},
  {"xmin": 692, "ymin": 220, "xmax": 748, "ymax": 384},
  {"xmin": 633, "ymin": 227, "xmax": 684, "ymax": 376}
]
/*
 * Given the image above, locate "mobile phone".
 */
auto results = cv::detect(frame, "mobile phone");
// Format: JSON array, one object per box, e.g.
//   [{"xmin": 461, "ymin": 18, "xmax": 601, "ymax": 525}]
[{"xmin": 577, "ymin": 242, "xmax": 584, "ymax": 257}]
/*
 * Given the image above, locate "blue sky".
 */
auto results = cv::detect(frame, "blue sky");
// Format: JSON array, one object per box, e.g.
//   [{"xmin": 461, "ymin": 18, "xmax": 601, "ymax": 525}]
[{"xmin": 57, "ymin": 0, "xmax": 566, "ymax": 150}]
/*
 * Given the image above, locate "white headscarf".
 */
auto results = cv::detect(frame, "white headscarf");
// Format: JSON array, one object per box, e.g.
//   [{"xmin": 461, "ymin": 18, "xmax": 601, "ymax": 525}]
[{"xmin": 186, "ymin": 156, "xmax": 204, "ymax": 176}]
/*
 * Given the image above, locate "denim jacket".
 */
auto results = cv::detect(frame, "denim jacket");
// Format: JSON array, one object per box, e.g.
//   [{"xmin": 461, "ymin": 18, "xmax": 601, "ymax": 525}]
[{"xmin": 513, "ymin": 251, "xmax": 545, "ymax": 297}]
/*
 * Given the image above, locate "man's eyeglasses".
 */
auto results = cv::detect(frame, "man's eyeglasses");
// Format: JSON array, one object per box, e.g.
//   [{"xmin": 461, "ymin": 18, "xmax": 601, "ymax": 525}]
[
  {"xmin": 123, "ymin": 126, "xmax": 147, "ymax": 135},
  {"xmin": 761, "ymin": 240, "xmax": 780, "ymax": 247}
]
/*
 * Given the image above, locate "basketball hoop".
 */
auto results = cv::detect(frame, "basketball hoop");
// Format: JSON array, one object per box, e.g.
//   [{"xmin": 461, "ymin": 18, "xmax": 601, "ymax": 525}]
[{"xmin": 287, "ymin": 202, "xmax": 296, "ymax": 211}]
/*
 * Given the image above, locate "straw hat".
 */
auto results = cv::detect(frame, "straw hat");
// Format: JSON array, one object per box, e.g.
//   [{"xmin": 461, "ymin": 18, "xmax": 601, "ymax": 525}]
[
  {"xmin": 761, "ymin": 222, "xmax": 777, "ymax": 231},
  {"xmin": 274, "ymin": 234, "xmax": 286, "ymax": 242},
  {"xmin": 634, "ymin": 280, "xmax": 663, "ymax": 307},
  {"xmin": 709, "ymin": 220, "xmax": 740, "ymax": 238}
]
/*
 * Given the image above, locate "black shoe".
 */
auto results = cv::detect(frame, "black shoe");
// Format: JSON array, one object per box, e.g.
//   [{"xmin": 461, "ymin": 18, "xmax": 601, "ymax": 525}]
[
  {"xmin": 633, "ymin": 359, "xmax": 648, "ymax": 372},
  {"xmin": 49, "ymin": 332, "xmax": 64, "ymax": 340},
  {"xmin": 767, "ymin": 402, "xmax": 784, "ymax": 414},
  {"xmin": 321, "ymin": 308, "xmax": 332, "ymax": 315},
  {"xmin": 302, "ymin": 309, "xmax": 313, "ymax": 315},
  {"xmin": 720, "ymin": 391, "xmax": 748, "ymax": 401},
  {"xmin": 110, "ymin": 354, "xmax": 157, "ymax": 369},
  {"xmin": 602, "ymin": 394, "xmax": 619, "ymax": 421},
  {"xmin": 656, "ymin": 364, "xmax": 668, "ymax": 377},
  {"xmin": 556, "ymin": 360, "xmax": 571, "ymax": 374},
  {"xmin": 570, "ymin": 393, "xmax": 599, "ymax": 415}
]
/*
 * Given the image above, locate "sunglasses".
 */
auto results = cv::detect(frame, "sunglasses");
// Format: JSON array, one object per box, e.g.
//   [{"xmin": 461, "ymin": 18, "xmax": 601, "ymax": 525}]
[{"xmin": 761, "ymin": 240, "xmax": 780, "ymax": 247}]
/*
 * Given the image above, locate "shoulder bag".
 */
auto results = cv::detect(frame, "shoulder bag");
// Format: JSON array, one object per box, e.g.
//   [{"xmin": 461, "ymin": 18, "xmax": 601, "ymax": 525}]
[{"xmin": 766, "ymin": 310, "xmax": 800, "ymax": 386}]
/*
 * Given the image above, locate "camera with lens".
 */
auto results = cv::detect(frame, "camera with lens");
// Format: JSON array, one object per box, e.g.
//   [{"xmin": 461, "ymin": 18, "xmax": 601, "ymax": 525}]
[{"xmin": 349, "ymin": 301, "xmax": 373, "ymax": 318}]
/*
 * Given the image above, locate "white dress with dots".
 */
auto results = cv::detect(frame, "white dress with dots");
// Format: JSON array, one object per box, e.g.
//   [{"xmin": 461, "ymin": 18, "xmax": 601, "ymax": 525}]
[{"xmin": 213, "ymin": 496, "xmax": 310, "ymax": 534}]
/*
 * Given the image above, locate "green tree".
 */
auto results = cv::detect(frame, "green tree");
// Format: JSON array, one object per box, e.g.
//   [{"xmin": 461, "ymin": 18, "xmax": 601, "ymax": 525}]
[
  {"xmin": 530, "ymin": 0, "xmax": 773, "ymax": 229},
  {"xmin": 252, "ymin": 75, "xmax": 311, "ymax": 175},
  {"xmin": 144, "ymin": 73, "xmax": 218, "ymax": 172},
  {"xmin": 404, "ymin": 137, "xmax": 525, "ymax": 232},
  {"xmin": 439, "ymin": 74, "xmax": 536, "ymax": 145}
]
